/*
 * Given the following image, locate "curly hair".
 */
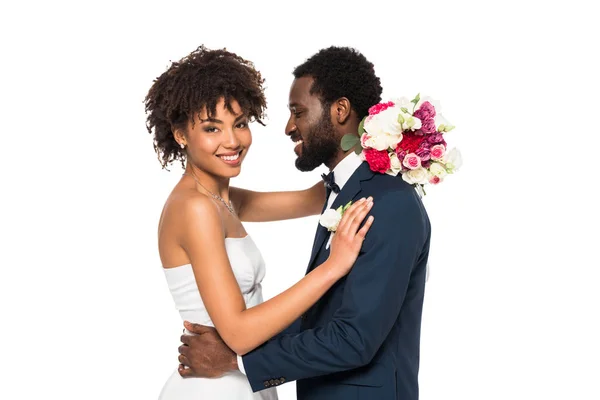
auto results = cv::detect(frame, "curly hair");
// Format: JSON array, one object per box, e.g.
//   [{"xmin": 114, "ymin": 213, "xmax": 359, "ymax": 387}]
[
  {"xmin": 144, "ymin": 45, "xmax": 267, "ymax": 169},
  {"xmin": 293, "ymin": 46, "xmax": 382, "ymax": 121}
]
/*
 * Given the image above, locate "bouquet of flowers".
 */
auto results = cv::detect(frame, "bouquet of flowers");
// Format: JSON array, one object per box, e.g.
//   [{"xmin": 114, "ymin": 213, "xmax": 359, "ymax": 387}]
[{"xmin": 341, "ymin": 94, "xmax": 461, "ymax": 195}]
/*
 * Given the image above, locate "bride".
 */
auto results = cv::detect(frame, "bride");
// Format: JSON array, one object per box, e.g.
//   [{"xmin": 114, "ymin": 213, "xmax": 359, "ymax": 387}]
[{"xmin": 144, "ymin": 46, "xmax": 374, "ymax": 399}]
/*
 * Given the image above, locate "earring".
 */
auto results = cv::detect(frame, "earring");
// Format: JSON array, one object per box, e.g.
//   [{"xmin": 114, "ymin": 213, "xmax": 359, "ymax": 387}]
[{"xmin": 180, "ymin": 143, "xmax": 185, "ymax": 149}]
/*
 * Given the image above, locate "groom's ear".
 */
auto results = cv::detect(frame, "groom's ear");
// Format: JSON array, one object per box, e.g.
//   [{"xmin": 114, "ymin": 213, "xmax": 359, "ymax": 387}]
[{"xmin": 332, "ymin": 97, "xmax": 351, "ymax": 125}]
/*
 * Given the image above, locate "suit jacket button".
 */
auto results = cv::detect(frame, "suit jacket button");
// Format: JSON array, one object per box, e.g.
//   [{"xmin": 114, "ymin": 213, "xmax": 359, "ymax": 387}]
[
  {"xmin": 280, "ymin": 377, "xmax": 286, "ymax": 383},
  {"xmin": 269, "ymin": 379, "xmax": 276, "ymax": 385},
  {"xmin": 263, "ymin": 380, "xmax": 270, "ymax": 387}
]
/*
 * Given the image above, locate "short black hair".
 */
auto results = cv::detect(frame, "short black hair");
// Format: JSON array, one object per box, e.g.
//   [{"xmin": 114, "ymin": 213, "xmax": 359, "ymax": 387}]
[
  {"xmin": 293, "ymin": 46, "xmax": 382, "ymax": 120},
  {"xmin": 144, "ymin": 45, "xmax": 267, "ymax": 169}
]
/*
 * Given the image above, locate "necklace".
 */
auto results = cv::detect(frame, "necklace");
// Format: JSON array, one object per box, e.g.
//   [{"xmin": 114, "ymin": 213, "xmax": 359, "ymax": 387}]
[{"xmin": 183, "ymin": 173, "xmax": 236, "ymax": 216}]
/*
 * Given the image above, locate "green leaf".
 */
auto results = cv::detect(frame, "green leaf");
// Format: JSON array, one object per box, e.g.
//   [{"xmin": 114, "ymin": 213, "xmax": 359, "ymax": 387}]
[
  {"xmin": 354, "ymin": 144, "xmax": 363, "ymax": 155},
  {"xmin": 358, "ymin": 117, "xmax": 366, "ymax": 136},
  {"xmin": 401, "ymin": 107, "xmax": 409, "ymax": 114},
  {"xmin": 397, "ymin": 113, "xmax": 405, "ymax": 124},
  {"xmin": 341, "ymin": 134, "xmax": 360, "ymax": 151},
  {"xmin": 342, "ymin": 201, "xmax": 353, "ymax": 212},
  {"xmin": 336, "ymin": 205, "xmax": 343, "ymax": 213},
  {"xmin": 411, "ymin": 93, "xmax": 421, "ymax": 104}
]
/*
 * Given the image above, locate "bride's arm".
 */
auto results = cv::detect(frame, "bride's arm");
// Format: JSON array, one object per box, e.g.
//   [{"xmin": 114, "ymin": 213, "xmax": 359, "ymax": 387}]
[
  {"xmin": 179, "ymin": 195, "xmax": 373, "ymax": 356},
  {"xmin": 230, "ymin": 181, "xmax": 326, "ymax": 222}
]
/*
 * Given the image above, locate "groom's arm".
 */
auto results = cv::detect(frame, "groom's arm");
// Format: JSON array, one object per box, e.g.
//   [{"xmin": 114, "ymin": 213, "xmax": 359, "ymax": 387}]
[{"xmin": 241, "ymin": 191, "xmax": 429, "ymax": 392}]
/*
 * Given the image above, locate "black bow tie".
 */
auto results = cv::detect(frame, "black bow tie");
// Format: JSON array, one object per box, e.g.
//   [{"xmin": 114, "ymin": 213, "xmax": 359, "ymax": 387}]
[{"xmin": 321, "ymin": 171, "xmax": 340, "ymax": 194}]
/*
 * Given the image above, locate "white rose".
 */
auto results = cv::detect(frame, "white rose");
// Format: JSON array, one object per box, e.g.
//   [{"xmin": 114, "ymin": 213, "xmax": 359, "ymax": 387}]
[
  {"xmin": 363, "ymin": 113, "xmax": 384, "ymax": 137},
  {"xmin": 428, "ymin": 162, "xmax": 448, "ymax": 178},
  {"xmin": 381, "ymin": 106, "xmax": 404, "ymax": 133},
  {"xmin": 386, "ymin": 153, "xmax": 402, "ymax": 176},
  {"xmin": 442, "ymin": 148, "xmax": 463, "ymax": 172},
  {"xmin": 319, "ymin": 208, "xmax": 342, "ymax": 232},
  {"xmin": 383, "ymin": 132, "xmax": 403, "ymax": 149},
  {"xmin": 364, "ymin": 107, "xmax": 403, "ymax": 137},
  {"xmin": 369, "ymin": 133, "xmax": 392, "ymax": 151},
  {"xmin": 402, "ymin": 167, "xmax": 429, "ymax": 185},
  {"xmin": 392, "ymin": 97, "xmax": 413, "ymax": 110}
]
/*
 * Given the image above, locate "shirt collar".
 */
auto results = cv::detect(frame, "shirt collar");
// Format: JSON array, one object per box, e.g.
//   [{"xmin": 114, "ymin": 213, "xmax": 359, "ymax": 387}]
[{"xmin": 330, "ymin": 152, "xmax": 364, "ymax": 192}]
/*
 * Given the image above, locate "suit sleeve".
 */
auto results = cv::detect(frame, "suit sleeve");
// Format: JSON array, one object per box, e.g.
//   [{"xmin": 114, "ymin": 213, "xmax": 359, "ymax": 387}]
[
  {"xmin": 241, "ymin": 192, "xmax": 428, "ymax": 392},
  {"xmin": 238, "ymin": 318, "xmax": 302, "ymax": 376}
]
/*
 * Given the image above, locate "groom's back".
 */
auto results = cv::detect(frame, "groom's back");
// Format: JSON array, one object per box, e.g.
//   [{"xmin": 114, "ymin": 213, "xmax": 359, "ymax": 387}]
[{"xmin": 297, "ymin": 172, "xmax": 430, "ymax": 400}]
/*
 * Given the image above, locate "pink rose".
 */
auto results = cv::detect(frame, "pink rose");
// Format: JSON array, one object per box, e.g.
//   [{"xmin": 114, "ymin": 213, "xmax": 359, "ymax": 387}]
[
  {"xmin": 420, "ymin": 118, "xmax": 437, "ymax": 134},
  {"xmin": 429, "ymin": 175, "xmax": 441, "ymax": 185},
  {"xmin": 413, "ymin": 101, "xmax": 436, "ymax": 121},
  {"xmin": 364, "ymin": 148, "xmax": 391, "ymax": 173},
  {"xmin": 368, "ymin": 101, "xmax": 395, "ymax": 116},
  {"xmin": 402, "ymin": 153, "xmax": 422, "ymax": 170},
  {"xmin": 430, "ymin": 144, "xmax": 446, "ymax": 160}
]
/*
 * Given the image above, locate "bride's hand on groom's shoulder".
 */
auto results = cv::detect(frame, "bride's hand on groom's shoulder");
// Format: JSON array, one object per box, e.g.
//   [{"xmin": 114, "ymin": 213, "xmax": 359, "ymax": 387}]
[
  {"xmin": 177, "ymin": 321, "xmax": 238, "ymax": 378},
  {"xmin": 327, "ymin": 197, "xmax": 374, "ymax": 277}
]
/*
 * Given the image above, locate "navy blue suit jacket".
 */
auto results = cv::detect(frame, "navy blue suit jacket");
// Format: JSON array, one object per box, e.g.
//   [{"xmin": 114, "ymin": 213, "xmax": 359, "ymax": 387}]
[{"xmin": 242, "ymin": 162, "xmax": 431, "ymax": 399}]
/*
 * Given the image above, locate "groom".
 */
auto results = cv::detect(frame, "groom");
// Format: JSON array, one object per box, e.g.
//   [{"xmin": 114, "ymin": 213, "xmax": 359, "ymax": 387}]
[{"xmin": 178, "ymin": 46, "xmax": 431, "ymax": 400}]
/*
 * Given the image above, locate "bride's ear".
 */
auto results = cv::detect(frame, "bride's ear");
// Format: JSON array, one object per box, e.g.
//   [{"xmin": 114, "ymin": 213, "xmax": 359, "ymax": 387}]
[
  {"xmin": 172, "ymin": 126, "xmax": 187, "ymax": 148},
  {"xmin": 332, "ymin": 97, "xmax": 351, "ymax": 125}
]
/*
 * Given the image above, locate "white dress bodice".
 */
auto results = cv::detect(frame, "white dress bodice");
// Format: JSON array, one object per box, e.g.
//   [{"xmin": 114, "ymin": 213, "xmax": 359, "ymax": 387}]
[{"xmin": 159, "ymin": 236, "xmax": 278, "ymax": 400}]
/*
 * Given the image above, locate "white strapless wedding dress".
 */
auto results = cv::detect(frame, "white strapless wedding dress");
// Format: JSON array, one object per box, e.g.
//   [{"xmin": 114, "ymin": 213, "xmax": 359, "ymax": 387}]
[{"xmin": 159, "ymin": 236, "xmax": 278, "ymax": 400}]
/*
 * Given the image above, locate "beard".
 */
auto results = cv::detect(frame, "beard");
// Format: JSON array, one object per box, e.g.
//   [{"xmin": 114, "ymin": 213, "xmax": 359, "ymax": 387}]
[{"xmin": 295, "ymin": 110, "xmax": 339, "ymax": 172}]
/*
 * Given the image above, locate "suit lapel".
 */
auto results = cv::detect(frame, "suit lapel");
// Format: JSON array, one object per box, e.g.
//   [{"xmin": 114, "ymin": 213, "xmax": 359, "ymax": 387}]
[{"xmin": 306, "ymin": 162, "xmax": 375, "ymax": 273}]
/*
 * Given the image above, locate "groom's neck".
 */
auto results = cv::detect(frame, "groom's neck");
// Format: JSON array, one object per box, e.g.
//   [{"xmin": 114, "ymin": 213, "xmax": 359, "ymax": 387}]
[
  {"xmin": 325, "ymin": 119, "xmax": 360, "ymax": 170},
  {"xmin": 325, "ymin": 149, "xmax": 352, "ymax": 171}
]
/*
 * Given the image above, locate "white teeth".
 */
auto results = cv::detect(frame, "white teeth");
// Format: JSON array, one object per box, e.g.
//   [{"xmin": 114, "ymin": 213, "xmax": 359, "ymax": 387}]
[
  {"xmin": 220, "ymin": 153, "xmax": 240, "ymax": 161},
  {"xmin": 294, "ymin": 140, "xmax": 303, "ymax": 147}
]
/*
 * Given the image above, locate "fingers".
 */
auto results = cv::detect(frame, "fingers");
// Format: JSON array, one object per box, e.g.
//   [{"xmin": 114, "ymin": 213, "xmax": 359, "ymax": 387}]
[
  {"xmin": 347, "ymin": 198, "xmax": 373, "ymax": 237},
  {"xmin": 180, "ymin": 334, "xmax": 191, "ymax": 345},
  {"xmin": 356, "ymin": 215, "xmax": 375, "ymax": 240},
  {"xmin": 178, "ymin": 364, "xmax": 194, "ymax": 378},
  {"xmin": 183, "ymin": 321, "xmax": 215, "ymax": 335},
  {"xmin": 339, "ymin": 197, "xmax": 373, "ymax": 237},
  {"xmin": 178, "ymin": 344, "xmax": 189, "ymax": 356},
  {"xmin": 337, "ymin": 197, "xmax": 366, "ymax": 233},
  {"xmin": 178, "ymin": 354, "xmax": 190, "ymax": 367},
  {"xmin": 336, "ymin": 197, "xmax": 366, "ymax": 233}
]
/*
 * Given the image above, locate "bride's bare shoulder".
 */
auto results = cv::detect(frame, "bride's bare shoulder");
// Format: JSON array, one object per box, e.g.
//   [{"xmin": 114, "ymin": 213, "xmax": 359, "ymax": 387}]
[{"xmin": 160, "ymin": 186, "xmax": 221, "ymax": 231}]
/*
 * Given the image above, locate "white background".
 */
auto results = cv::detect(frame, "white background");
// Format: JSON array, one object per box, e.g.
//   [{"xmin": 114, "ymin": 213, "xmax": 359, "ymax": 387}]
[{"xmin": 1, "ymin": 0, "xmax": 598, "ymax": 399}]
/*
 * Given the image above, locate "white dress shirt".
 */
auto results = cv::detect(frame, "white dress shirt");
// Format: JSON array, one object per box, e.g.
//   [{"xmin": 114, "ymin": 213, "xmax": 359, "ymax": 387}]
[
  {"xmin": 237, "ymin": 152, "xmax": 364, "ymax": 375},
  {"xmin": 324, "ymin": 152, "xmax": 365, "ymax": 210}
]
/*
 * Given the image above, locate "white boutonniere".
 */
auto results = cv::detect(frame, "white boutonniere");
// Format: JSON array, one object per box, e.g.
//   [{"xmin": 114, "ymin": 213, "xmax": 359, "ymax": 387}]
[{"xmin": 319, "ymin": 201, "xmax": 353, "ymax": 232}]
